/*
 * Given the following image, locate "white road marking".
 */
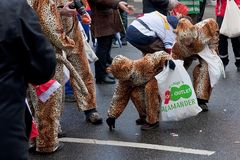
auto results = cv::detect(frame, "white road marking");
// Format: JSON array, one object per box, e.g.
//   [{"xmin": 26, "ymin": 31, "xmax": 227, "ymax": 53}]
[{"xmin": 59, "ymin": 137, "xmax": 215, "ymax": 156}]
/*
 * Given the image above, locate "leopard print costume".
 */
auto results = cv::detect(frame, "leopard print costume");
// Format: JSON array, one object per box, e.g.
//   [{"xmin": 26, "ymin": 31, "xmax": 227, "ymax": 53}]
[
  {"xmin": 107, "ymin": 51, "xmax": 170, "ymax": 125},
  {"xmin": 27, "ymin": 0, "xmax": 99, "ymax": 153},
  {"xmin": 172, "ymin": 18, "xmax": 219, "ymax": 101}
]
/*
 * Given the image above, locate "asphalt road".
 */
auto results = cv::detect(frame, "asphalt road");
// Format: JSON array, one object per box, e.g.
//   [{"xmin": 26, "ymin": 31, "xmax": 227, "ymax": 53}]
[{"xmin": 29, "ymin": 5, "xmax": 240, "ymax": 160}]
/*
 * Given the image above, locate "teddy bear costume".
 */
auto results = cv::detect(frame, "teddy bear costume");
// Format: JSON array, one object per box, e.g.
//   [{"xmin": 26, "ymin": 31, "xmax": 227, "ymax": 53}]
[
  {"xmin": 172, "ymin": 18, "xmax": 219, "ymax": 110},
  {"xmin": 106, "ymin": 51, "xmax": 173, "ymax": 130}
]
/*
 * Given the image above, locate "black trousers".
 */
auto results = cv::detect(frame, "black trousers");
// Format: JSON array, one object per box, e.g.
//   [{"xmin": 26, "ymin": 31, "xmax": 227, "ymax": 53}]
[
  {"xmin": 217, "ymin": 16, "xmax": 240, "ymax": 67},
  {"xmin": 0, "ymin": 103, "xmax": 32, "ymax": 160},
  {"xmin": 198, "ymin": 0, "xmax": 207, "ymax": 22},
  {"xmin": 94, "ymin": 35, "xmax": 114, "ymax": 80},
  {"xmin": 119, "ymin": 10, "xmax": 128, "ymax": 39}
]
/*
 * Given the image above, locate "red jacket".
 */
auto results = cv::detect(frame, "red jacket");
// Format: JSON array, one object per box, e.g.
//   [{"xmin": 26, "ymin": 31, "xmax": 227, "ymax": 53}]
[{"xmin": 215, "ymin": 0, "xmax": 240, "ymax": 17}]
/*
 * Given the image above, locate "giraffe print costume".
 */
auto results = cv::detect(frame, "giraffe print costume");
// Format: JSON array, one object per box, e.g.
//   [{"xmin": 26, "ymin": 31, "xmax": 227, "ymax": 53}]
[
  {"xmin": 27, "ymin": 0, "xmax": 101, "ymax": 153},
  {"xmin": 172, "ymin": 18, "xmax": 219, "ymax": 102}
]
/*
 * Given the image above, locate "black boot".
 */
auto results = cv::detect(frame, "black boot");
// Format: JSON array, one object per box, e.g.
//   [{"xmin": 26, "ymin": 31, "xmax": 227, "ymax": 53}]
[
  {"xmin": 96, "ymin": 76, "xmax": 115, "ymax": 84},
  {"xmin": 84, "ymin": 109, "xmax": 103, "ymax": 125},
  {"xmin": 197, "ymin": 98, "xmax": 209, "ymax": 112}
]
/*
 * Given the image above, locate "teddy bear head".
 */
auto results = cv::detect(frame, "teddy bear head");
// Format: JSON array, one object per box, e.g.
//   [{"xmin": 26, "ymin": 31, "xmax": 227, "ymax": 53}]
[
  {"xmin": 172, "ymin": 17, "xmax": 209, "ymax": 56},
  {"xmin": 106, "ymin": 55, "xmax": 133, "ymax": 81},
  {"xmin": 107, "ymin": 51, "xmax": 169, "ymax": 82},
  {"xmin": 174, "ymin": 18, "xmax": 198, "ymax": 47},
  {"xmin": 195, "ymin": 18, "xmax": 219, "ymax": 47}
]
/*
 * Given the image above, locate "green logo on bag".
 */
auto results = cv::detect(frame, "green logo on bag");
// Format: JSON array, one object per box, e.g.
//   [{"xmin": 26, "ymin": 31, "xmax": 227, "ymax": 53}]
[
  {"xmin": 170, "ymin": 84, "xmax": 192, "ymax": 101},
  {"xmin": 161, "ymin": 81, "xmax": 196, "ymax": 113}
]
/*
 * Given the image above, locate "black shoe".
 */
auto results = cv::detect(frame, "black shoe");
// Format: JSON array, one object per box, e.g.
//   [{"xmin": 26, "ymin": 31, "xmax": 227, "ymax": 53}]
[
  {"xmin": 237, "ymin": 67, "xmax": 240, "ymax": 72},
  {"xmin": 29, "ymin": 145, "xmax": 36, "ymax": 153},
  {"xmin": 86, "ymin": 112, "xmax": 103, "ymax": 125},
  {"xmin": 141, "ymin": 122, "xmax": 159, "ymax": 131},
  {"xmin": 107, "ymin": 73, "xmax": 115, "ymax": 80},
  {"xmin": 107, "ymin": 57, "xmax": 113, "ymax": 65},
  {"xmin": 121, "ymin": 40, "xmax": 127, "ymax": 46},
  {"xmin": 29, "ymin": 142, "xmax": 64, "ymax": 154},
  {"xmin": 199, "ymin": 103, "xmax": 209, "ymax": 112},
  {"xmin": 58, "ymin": 131, "xmax": 67, "ymax": 138},
  {"xmin": 96, "ymin": 76, "xmax": 115, "ymax": 84},
  {"xmin": 136, "ymin": 118, "xmax": 146, "ymax": 125},
  {"xmin": 121, "ymin": 37, "xmax": 128, "ymax": 46}
]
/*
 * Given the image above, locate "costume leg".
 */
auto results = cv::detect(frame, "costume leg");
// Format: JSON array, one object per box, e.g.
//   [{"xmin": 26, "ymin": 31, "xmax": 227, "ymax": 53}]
[
  {"xmin": 35, "ymin": 61, "xmax": 64, "ymax": 153},
  {"xmin": 193, "ymin": 58, "xmax": 212, "ymax": 101},
  {"xmin": 145, "ymin": 79, "xmax": 160, "ymax": 124},
  {"xmin": 108, "ymin": 81, "xmax": 132, "ymax": 118},
  {"xmin": 130, "ymin": 86, "xmax": 147, "ymax": 119},
  {"xmin": 67, "ymin": 53, "xmax": 96, "ymax": 111},
  {"xmin": 65, "ymin": 18, "xmax": 96, "ymax": 109}
]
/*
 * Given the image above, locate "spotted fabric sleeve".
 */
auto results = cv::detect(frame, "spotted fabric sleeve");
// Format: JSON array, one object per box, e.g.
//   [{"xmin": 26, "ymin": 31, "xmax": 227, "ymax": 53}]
[{"xmin": 27, "ymin": 0, "xmax": 75, "ymax": 51}]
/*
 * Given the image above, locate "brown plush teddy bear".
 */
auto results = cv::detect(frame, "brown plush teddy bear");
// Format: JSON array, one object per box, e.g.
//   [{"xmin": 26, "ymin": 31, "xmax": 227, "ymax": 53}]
[
  {"xmin": 171, "ymin": 18, "xmax": 219, "ymax": 111},
  {"xmin": 106, "ymin": 51, "xmax": 175, "ymax": 131}
]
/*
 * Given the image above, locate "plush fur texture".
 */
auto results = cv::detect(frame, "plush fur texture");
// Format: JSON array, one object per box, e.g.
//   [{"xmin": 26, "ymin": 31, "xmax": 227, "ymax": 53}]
[
  {"xmin": 172, "ymin": 18, "xmax": 219, "ymax": 60},
  {"xmin": 27, "ymin": 0, "xmax": 98, "ymax": 152},
  {"xmin": 172, "ymin": 18, "xmax": 219, "ymax": 101},
  {"xmin": 107, "ymin": 51, "xmax": 170, "ymax": 125}
]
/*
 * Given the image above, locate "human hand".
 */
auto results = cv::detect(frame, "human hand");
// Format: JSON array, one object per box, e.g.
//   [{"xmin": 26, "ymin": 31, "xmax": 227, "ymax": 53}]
[
  {"xmin": 168, "ymin": 0, "xmax": 179, "ymax": 10},
  {"xmin": 106, "ymin": 117, "xmax": 116, "ymax": 131},
  {"xmin": 81, "ymin": 12, "xmax": 91, "ymax": 24},
  {"xmin": 118, "ymin": 1, "xmax": 135, "ymax": 15},
  {"xmin": 59, "ymin": 1, "xmax": 78, "ymax": 17}
]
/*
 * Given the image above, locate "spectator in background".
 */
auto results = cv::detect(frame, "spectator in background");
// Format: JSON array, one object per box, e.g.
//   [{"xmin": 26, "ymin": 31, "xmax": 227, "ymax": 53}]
[
  {"xmin": 215, "ymin": 0, "xmax": 240, "ymax": 71},
  {"xmin": 119, "ymin": 0, "xmax": 129, "ymax": 45},
  {"xmin": 78, "ymin": 0, "xmax": 96, "ymax": 46},
  {"xmin": 0, "ymin": 0, "xmax": 56, "ymax": 159},
  {"xmin": 88, "ymin": 0, "xmax": 135, "ymax": 84},
  {"xmin": 179, "ymin": 0, "xmax": 200, "ymax": 23},
  {"xmin": 126, "ymin": 12, "xmax": 179, "ymax": 54},
  {"xmin": 198, "ymin": 0, "xmax": 207, "ymax": 22}
]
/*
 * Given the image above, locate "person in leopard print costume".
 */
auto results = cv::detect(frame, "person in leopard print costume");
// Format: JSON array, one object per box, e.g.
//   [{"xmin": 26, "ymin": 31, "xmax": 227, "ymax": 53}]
[
  {"xmin": 172, "ymin": 17, "xmax": 219, "ymax": 111},
  {"xmin": 106, "ymin": 51, "xmax": 175, "ymax": 131},
  {"xmin": 27, "ymin": 0, "xmax": 102, "ymax": 153}
]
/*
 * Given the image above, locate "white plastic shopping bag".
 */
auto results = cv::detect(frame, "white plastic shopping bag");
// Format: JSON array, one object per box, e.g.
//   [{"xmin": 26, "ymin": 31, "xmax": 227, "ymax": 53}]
[
  {"xmin": 198, "ymin": 45, "xmax": 225, "ymax": 87},
  {"xmin": 155, "ymin": 60, "xmax": 202, "ymax": 121},
  {"xmin": 79, "ymin": 21, "xmax": 98, "ymax": 63},
  {"xmin": 220, "ymin": 0, "xmax": 240, "ymax": 38}
]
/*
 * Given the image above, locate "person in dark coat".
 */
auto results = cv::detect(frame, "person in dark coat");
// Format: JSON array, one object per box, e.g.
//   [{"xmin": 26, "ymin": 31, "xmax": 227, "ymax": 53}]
[
  {"xmin": 143, "ymin": 0, "xmax": 170, "ymax": 16},
  {"xmin": 0, "ymin": 0, "xmax": 56, "ymax": 159},
  {"xmin": 88, "ymin": 0, "xmax": 134, "ymax": 84}
]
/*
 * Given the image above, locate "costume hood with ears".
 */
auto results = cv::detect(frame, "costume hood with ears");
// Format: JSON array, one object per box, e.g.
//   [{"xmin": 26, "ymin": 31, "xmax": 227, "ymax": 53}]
[
  {"xmin": 173, "ymin": 18, "xmax": 198, "ymax": 47},
  {"xmin": 106, "ymin": 55, "xmax": 133, "ymax": 81},
  {"xmin": 106, "ymin": 51, "xmax": 170, "ymax": 83}
]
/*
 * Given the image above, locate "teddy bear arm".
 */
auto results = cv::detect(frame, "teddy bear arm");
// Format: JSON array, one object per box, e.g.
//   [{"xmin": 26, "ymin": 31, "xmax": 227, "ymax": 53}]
[
  {"xmin": 131, "ymin": 86, "xmax": 147, "ymax": 118},
  {"xmin": 172, "ymin": 43, "xmax": 186, "ymax": 60}
]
